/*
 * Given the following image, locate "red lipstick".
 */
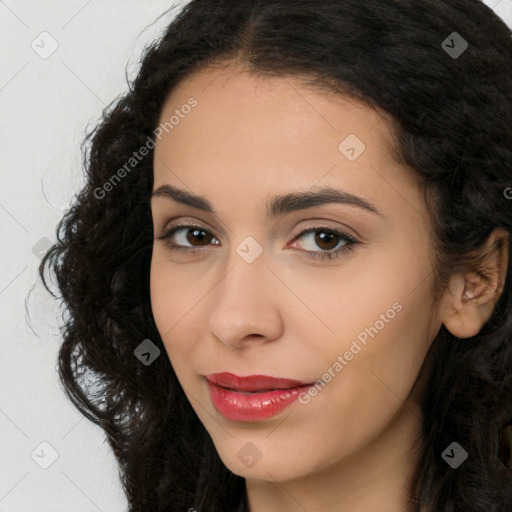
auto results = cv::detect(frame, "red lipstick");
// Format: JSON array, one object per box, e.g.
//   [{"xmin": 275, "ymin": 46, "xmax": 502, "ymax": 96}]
[{"xmin": 205, "ymin": 372, "xmax": 315, "ymax": 421}]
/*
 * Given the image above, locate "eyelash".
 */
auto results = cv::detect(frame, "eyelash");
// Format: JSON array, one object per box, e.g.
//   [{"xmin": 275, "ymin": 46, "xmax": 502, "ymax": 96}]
[{"xmin": 157, "ymin": 222, "xmax": 359, "ymax": 261}]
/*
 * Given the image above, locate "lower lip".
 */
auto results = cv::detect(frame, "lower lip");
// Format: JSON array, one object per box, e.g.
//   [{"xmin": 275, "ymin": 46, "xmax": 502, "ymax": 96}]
[{"xmin": 206, "ymin": 379, "xmax": 314, "ymax": 421}]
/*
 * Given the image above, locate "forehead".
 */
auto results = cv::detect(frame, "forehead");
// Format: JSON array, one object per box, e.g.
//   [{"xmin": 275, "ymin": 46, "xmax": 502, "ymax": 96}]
[
  {"xmin": 156, "ymin": 61, "xmax": 395, "ymax": 154},
  {"xmin": 153, "ymin": 62, "xmax": 421, "ymax": 209}
]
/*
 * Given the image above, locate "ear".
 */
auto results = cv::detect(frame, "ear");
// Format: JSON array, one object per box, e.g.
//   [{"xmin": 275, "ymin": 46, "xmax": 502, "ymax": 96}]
[{"xmin": 438, "ymin": 227, "xmax": 509, "ymax": 339}]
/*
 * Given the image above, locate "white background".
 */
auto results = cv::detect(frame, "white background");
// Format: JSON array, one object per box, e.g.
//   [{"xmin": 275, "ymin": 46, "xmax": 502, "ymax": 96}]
[{"xmin": 1, "ymin": 1, "xmax": 511, "ymax": 510}]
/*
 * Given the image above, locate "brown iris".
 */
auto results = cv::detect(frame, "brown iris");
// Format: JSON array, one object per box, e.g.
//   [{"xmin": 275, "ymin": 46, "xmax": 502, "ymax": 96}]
[{"xmin": 313, "ymin": 230, "xmax": 339, "ymax": 251}]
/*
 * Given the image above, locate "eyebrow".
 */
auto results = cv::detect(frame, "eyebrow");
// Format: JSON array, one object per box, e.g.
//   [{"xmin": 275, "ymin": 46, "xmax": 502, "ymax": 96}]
[{"xmin": 151, "ymin": 184, "xmax": 385, "ymax": 218}]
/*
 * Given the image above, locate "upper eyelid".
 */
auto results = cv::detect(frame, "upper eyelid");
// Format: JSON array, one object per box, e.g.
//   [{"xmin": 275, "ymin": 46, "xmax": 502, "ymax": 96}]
[{"xmin": 160, "ymin": 216, "xmax": 219, "ymax": 235}]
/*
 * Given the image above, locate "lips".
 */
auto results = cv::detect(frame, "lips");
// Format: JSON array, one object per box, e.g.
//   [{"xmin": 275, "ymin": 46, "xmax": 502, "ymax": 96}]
[
  {"xmin": 205, "ymin": 372, "xmax": 317, "ymax": 421},
  {"xmin": 205, "ymin": 372, "xmax": 311, "ymax": 393}
]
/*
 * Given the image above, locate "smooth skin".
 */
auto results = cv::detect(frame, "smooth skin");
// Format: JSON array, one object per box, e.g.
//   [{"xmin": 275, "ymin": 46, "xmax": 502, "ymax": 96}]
[{"xmin": 150, "ymin": 61, "xmax": 508, "ymax": 512}]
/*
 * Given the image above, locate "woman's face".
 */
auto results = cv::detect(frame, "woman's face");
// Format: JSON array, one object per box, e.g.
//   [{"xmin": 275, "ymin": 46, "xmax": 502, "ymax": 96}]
[{"xmin": 150, "ymin": 62, "xmax": 442, "ymax": 482}]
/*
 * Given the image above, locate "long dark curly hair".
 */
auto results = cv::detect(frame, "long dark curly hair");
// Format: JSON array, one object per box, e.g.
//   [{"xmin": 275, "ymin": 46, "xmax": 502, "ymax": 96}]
[{"xmin": 37, "ymin": 0, "xmax": 512, "ymax": 510}]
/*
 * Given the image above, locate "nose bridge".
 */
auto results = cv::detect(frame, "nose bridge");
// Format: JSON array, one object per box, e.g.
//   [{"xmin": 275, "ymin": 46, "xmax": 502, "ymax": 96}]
[
  {"xmin": 207, "ymin": 238, "xmax": 283, "ymax": 346},
  {"xmin": 217, "ymin": 238, "xmax": 269, "ymax": 312}
]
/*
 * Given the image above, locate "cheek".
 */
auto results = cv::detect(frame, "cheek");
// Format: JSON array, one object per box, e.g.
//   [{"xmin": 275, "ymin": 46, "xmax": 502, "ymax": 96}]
[
  {"xmin": 288, "ymin": 250, "xmax": 434, "ymax": 408},
  {"xmin": 326, "ymin": 275, "xmax": 435, "ymax": 424},
  {"xmin": 150, "ymin": 256, "xmax": 197, "ymax": 335},
  {"xmin": 149, "ymin": 256, "xmax": 207, "ymax": 365},
  {"xmin": 359, "ymin": 306, "xmax": 429, "ymax": 388},
  {"xmin": 274, "ymin": 255, "xmax": 428, "ymax": 363},
  {"xmin": 305, "ymin": 301, "xmax": 430, "ymax": 462},
  {"xmin": 149, "ymin": 259, "xmax": 171, "ymax": 333},
  {"xmin": 150, "ymin": 259, "xmax": 184, "ymax": 359}
]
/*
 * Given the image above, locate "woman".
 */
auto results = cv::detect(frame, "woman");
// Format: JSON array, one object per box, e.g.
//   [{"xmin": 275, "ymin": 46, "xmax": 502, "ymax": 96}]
[{"xmin": 39, "ymin": 0, "xmax": 512, "ymax": 510}]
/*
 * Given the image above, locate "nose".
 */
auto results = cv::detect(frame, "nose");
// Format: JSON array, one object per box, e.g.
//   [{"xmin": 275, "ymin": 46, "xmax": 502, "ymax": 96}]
[{"xmin": 207, "ymin": 254, "xmax": 284, "ymax": 349}]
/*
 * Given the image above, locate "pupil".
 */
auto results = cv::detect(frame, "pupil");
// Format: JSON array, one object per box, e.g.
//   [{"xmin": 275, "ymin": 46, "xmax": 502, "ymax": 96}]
[
  {"xmin": 187, "ymin": 228, "xmax": 211, "ymax": 246},
  {"xmin": 316, "ymin": 231, "xmax": 338, "ymax": 250}
]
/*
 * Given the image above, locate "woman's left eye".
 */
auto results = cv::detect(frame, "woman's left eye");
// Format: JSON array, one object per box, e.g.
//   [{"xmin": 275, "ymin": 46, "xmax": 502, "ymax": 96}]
[
  {"xmin": 157, "ymin": 223, "xmax": 360, "ymax": 261},
  {"xmin": 291, "ymin": 227, "xmax": 359, "ymax": 260}
]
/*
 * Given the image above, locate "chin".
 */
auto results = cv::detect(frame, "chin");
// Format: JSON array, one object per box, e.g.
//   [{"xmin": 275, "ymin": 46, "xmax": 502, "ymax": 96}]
[{"xmin": 214, "ymin": 438, "xmax": 320, "ymax": 483}]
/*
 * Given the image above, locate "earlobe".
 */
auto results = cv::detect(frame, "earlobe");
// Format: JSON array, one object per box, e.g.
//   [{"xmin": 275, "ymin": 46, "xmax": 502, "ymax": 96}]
[
  {"xmin": 439, "ymin": 228, "xmax": 509, "ymax": 339},
  {"xmin": 440, "ymin": 280, "xmax": 493, "ymax": 339},
  {"xmin": 441, "ymin": 295, "xmax": 494, "ymax": 339}
]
